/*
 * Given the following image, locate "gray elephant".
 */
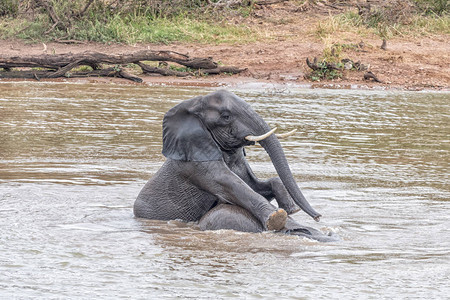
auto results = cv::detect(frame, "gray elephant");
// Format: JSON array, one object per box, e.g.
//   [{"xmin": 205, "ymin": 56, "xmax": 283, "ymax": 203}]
[{"xmin": 134, "ymin": 90, "xmax": 335, "ymax": 241}]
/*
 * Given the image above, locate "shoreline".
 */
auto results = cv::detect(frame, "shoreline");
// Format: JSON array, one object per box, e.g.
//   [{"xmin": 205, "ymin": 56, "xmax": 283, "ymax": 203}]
[
  {"xmin": 1, "ymin": 37, "xmax": 449, "ymax": 92},
  {"xmin": 1, "ymin": 76, "xmax": 448, "ymax": 92}
]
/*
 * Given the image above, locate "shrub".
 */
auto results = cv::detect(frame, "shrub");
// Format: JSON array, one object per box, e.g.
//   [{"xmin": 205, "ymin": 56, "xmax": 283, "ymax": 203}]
[
  {"xmin": 0, "ymin": 0, "xmax": 19, "ymax": 17},
  {"xmin": 0, "ymin": 0, "xmax": 257, "ymax": 43}
]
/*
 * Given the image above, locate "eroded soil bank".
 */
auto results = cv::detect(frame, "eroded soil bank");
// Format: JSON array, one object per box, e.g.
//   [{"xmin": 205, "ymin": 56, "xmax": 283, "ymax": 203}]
[{"xmin": 1, "ymin": 6, "xmax": 449, "ymax": 90}]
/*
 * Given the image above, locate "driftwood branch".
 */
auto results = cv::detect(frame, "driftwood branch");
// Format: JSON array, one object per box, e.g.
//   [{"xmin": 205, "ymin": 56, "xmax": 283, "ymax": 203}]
[
  {"xmin": 306, "ymin": 57, "xmax": 341, "ymax": 71},
  {"xmin": 306, "ymin": 57, "xmax": 319, "ymax": 71},
  {"xmin": 138, "ymin": 62, "xmax": 246, "ymax": 77},
  {"xmin": 0, "ymin": 50, "xmax": 244, "ymax": 82},
  {"xmin": 364, "ymin": 71, "xmax": 382, "ymax": 83},
  {"xmin": 0, "ymin": 51, "xmax": 216, "ymax": 68},
  {"xmin": 0, "ymin": 67, "xmax": 143, "ymax": 82}
]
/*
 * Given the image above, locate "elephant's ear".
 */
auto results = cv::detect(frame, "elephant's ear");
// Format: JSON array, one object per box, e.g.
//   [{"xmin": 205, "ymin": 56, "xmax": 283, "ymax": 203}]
[{"xmin": 162, "ymin": 96, "xmax": 222, "ymax": 162}]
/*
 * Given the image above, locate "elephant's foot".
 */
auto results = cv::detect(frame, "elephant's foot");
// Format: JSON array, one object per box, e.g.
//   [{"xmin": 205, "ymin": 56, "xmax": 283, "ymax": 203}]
[{"xmin": 266, "ymin": 209, "xmax": 287, "ymax": 231}]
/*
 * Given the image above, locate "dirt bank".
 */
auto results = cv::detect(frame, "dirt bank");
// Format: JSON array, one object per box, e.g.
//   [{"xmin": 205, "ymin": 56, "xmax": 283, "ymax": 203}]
[{"xmin": 1, "ymin": 11, "xmax": 449, "ymax": 90}]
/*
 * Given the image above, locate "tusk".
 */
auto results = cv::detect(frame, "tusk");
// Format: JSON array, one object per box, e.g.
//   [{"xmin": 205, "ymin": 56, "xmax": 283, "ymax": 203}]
[
  {"xmin": 245, "ymin": 127, "xmax": 277, "ymax": 142},
  {"xmin": 277, "ymin": 129, "xmax": 297, "ymax": 139}
]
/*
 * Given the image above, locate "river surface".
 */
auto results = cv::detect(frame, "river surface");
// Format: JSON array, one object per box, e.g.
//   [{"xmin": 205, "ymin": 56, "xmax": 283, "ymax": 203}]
[{"xmin": 0, "ymin": 82, "xmax": 448, "ymax": 299}]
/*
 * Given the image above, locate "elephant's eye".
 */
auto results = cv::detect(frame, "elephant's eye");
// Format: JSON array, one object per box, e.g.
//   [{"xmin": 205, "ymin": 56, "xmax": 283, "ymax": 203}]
[{"xmin": 221, "ymin": 113, "xmax": 231, "ymax": 121}]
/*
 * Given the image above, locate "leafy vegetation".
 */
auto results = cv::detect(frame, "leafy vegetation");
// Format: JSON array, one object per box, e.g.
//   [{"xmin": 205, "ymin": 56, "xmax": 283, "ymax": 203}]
[
  {"xmin": 0, "ymin": 0, "xmax": 257, "ymax": 43},
  {"xmin": 305, "ymin": 40, "xmax": 370, "ymax": 82},
  {"xmin": 316, "ymin": 0, "xmax": 449, "ymax": 40},
  {"xmin": 0, "ymin": 1, "xmax": 448, "ymax": 44},
  {"xmin": 413, "ymin": 0, "xmax": 449, "ymax": 15},
  {"xmin": 306, "ymin": 60, "xmax": 343, "ymax": 81},
  {"xmin": 0, "ymin": 0, "xmax": 19, "ymax": 17}
]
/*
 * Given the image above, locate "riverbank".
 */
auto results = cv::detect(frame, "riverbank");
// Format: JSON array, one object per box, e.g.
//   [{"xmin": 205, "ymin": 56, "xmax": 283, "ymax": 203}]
[
  {"xmin": 1, "ymin": 1, "xmax": 449, "ymax": 91},
  {"xmin": 2, "ymin": 36, "xmax": 449, "ymax": 91}
]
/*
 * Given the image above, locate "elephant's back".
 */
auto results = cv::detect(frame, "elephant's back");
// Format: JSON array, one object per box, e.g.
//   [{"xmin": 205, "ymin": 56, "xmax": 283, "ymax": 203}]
[{"xmin": 134, "ymin": 160, "xmax": 217, "ymax": 221}]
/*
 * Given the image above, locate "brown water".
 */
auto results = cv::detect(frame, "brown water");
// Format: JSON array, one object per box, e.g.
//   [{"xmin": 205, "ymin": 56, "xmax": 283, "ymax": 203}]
[{"xmin": 0, "ymin": 82, "xmax": 448, "ymax": 299}]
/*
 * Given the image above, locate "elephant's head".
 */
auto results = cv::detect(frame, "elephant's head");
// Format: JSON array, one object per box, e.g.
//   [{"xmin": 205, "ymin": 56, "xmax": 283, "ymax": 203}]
[{"xmin": 162, "ymin": 90, "xmax": 321, "ymax": 221}]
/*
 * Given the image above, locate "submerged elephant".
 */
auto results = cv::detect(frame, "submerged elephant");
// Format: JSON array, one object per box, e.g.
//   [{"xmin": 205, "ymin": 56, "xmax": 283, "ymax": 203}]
[{"xmin": 134, "ymin": 90, "xmax": 335, "ymax": 241}]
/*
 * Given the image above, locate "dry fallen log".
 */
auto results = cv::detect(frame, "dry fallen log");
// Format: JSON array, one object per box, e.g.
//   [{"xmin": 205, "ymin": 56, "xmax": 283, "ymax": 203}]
[
  {"xmin": 0, "ymin": 67, "xmax": 143, "ymax": 82},
  {"xmin": 306, "ymin": 57, "xmax": 319, "ymax": 71},
  {"xmin": 0, "ymin": 51, "xmax": 217, "ymax": 69},
  {"xmin": 0, "ymin": 50, "xmax": 244, "ymax": 82}
]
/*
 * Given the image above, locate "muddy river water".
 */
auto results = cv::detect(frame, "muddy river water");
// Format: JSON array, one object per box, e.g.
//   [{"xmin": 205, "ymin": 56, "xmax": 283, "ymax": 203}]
[{"xmin": 0, "ymin": 82, "xmax": 448, "ymax": 299}]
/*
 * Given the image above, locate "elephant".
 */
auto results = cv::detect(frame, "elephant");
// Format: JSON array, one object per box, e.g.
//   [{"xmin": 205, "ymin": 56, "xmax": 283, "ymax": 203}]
[
  {"xmin": 198, "ymin": 204, "xmax": 336, "ymax": 242},
  {"xmin": 134, "ymin": 90, "xmax": 336, "ymax": 241}
]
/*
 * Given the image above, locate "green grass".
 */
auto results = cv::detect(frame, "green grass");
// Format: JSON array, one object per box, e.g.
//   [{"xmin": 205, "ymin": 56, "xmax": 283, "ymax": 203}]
[
  {"xmin": 316, "ymin": 10, "xmax": 450, "ymax": 40},
  {"xmin": 413, "ymin": 0, "xmax": 449, "ymax": 15},
  {"xmin": 0, "ymin": 2, "xmax": 258, "ymax": 44},
  {"xmin": 315, "ymin": 11, "xmax": 373, "ymax": 39},
  {"xmin": 169, "ymin": 64, "xmax": 194, "ymax": 73},
  {"xmin": 407, "ymin": 14, "xmax": 450, "ymax": 35},
  {"xmin": 1, "ymin": 14, "xmax": 256, "ymax": 44},
  {"xmin": 0, "ymin": 15, "xmax": 49, "ymax": 40}
]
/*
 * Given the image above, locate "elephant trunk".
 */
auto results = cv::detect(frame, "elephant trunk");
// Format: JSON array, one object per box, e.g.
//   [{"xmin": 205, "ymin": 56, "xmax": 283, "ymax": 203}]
[{"xmin": 259, "ymin": 134, "xmax": 322, "ymax": 222}]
